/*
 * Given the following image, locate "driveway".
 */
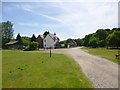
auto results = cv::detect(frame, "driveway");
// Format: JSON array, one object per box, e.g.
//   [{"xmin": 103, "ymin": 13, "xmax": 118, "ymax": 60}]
[{"xmin": 51, "ymin": 47, "xmax": 118, "ymax": 88}]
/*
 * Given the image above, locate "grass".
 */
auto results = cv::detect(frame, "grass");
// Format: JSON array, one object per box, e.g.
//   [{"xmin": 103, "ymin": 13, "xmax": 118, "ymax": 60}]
[
  {"xmin": 82, "ymin": 47, "xmax": 120, "ymax": 64},
  {"xmin": 0, "ymin": 50, "xmax": 2, "ymax": 89},
  {"xmin": 2, "ymin": 50, "xmax": 93, "ymax": 88}
]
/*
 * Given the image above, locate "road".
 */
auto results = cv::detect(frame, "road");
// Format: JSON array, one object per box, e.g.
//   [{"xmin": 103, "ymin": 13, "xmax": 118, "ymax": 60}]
[{"xmin": 51, "ymin": 47, "xmax": 118, "ymax": 88}]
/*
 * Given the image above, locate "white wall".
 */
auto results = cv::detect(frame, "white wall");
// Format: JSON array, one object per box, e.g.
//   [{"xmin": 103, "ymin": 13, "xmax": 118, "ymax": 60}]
[{"xmin": 43, "ymin": 35, "xmax": 55, "ymax": 48}]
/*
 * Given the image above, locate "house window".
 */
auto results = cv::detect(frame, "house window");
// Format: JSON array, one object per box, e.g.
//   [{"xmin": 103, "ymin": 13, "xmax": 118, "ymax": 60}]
[{"xmin": 54, "ymin": 37, "xmax": 55, "ymax": 42}]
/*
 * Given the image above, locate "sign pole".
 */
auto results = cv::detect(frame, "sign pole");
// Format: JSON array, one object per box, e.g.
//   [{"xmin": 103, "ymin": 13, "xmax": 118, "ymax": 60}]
[{"xmin": 50, "ymin": 47, "xmax": 51, "ymax": 58}]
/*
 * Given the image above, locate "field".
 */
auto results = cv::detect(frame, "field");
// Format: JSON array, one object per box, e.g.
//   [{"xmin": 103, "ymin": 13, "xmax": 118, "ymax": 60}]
[
  {"xmin": 0, "ymin": 50, "xmax": 2, "ymax": 89},
  {"xmin": 2, "ymin": 50, "xmax": 93, "ymax": 88},
  {"xmin": 82, "ymin": 47, "xmax": 119, "ymax": 64}
]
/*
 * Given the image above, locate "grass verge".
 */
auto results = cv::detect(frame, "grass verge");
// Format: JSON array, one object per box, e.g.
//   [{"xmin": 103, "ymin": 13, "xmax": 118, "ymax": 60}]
[
  {"xmin": 82, "ymin": 47, "xmax": 119, "ymax": 64},
  {"xmin": 0, "ymin": 50, "xmax": 2, "ymax": 89},
  {"xmin": 2, "ymin": 50, "xmax": 93, "ymax": 88}
]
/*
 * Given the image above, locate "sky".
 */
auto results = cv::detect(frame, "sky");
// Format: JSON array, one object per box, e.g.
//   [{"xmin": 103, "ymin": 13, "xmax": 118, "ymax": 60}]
[{"xmin": 1, "ymin": 0, "xmax": 119, "ymax": 40}]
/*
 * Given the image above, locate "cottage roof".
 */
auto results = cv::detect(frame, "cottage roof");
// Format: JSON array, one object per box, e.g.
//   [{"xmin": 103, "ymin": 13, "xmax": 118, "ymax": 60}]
[
  {"xmin": 5, "ymin": 41, "xmax": 18, "ymax": 45},
  {"xmin": 37, "ymin": 35, "xmax": 44, "ymax": 39},
  {"xmin": 48, "ymin": 33, "xmax": 59, "ymax": 40},
  {"xmin": 68, "ymin": 39, "xmax": 77, "ymax": 45},
  {"xmin": 40, "ymin": 35, "xmax": 44, "ymax": 39}
]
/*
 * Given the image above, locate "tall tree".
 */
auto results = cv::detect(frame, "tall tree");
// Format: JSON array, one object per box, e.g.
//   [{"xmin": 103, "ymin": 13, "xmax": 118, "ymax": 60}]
[
  {"xmin": 31, "ymin": 34, "xmax": 36, "ymax": 42},
  {"xmin": 95, "ymin": 29, "xmax": 109, "ymax": 40},
  {"xmin": 106, "ymin": 30, "xmax": 120, "ymax": 48},
  {"xmin": 83, "ymin": 34, "xmax": 93, "ymax": 46},
  {"xmin": 16, "ymin": 33, "xmax": 23, "ymax": 44},
  {"xmin": 2, "ymin": 21, "xmax": 14, "ymax": 48},
  {"xmin": 22, "ymin": 36, "xmax": 31, "ymax": 46},
  {"xmin": 89, "ymin": 34, "xmax": 98, "ymax": 48},
  {"xmin": 74, "ymin": 38, "xmax": 83, "ymax": 46},
  {"xmin": 43, "ymin": 31, "xmax": 49, "ymax": 38}
]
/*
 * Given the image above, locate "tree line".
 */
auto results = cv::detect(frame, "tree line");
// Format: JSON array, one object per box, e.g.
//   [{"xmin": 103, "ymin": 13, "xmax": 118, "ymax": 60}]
[
  {"xmin": 0, "ymin": 21, "xmax": 37, "ymax": 50},
  {"xmin": 0, "ymin": 21, "xmax": 51, "ymax": 50},
  {"xmin": 1, "ymin": 21, "xmax": 120, "ymax": 49},
  {"xmin": 61, "ymin": 28, "xmax": 120, "ymax": 48}
]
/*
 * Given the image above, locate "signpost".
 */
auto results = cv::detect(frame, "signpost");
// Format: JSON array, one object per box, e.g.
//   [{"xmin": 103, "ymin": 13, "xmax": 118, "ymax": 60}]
[{"xmin": 50, "ymin": 47, "xmax": 51, "ymax": 58}]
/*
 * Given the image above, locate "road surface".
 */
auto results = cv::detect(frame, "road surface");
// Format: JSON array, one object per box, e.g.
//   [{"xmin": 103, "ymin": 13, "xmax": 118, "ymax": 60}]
[{"xmin": 51, "ymin": 47, "xmax": 118, "ymax": 88}]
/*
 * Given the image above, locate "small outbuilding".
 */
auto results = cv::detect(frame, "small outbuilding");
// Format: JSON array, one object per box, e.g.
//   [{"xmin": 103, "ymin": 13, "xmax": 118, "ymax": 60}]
[
  {"xmin": 5, "ymin": 41, "xmax": 24, "ymax": 49},
  {"xmin": 67, "ymin": 39, "xmax": 77, "ymax": 47}
]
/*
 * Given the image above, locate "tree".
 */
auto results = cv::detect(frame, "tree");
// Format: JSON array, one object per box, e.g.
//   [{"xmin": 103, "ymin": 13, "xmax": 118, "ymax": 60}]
[
  {"xmin": 22, "ymin": 36, "xmax": 31, "ymax": 46},
  {"xmin": 59, "ymin": 40, "xmax": 67, "ymax": 48},
  {"xmin": 24, "ymin": 41, "xmax": 39, "ymax": 51},
  {"xmin": 98, "ymin": 40, "xmax": 106, "ymax": 47},
  {"xmin": 106, "ymin": 30, "xmax": 120, "ymax": 48},
  {"xmin": 74, "ymin": 38, "xmax": 83, "ymax": 46},
  {"xmin": 2, "ymin": 21, "xmax": 14, "ymax": 48},
  {"xmin": 83, "ymin": 34, "xmax": 93, "ymax": 46},
  {"xmin": 31, "ymin": 34, "xmax": 36, "ymax": 42},
  {"xmin": 16, "ymin": 33, "xmax": 23, "ymax": 44},
  {"xmin": 29, "ymin": 42, "xmax": 39, "ymax": 50},
  {"xmin": 95, "ymin": 29, "xmax": 109, "ymax": 40},
  {"xmin": 43, "ymin": 31, "xmax": 49, "ymax": 38},
  {"xmin": 89, "ymin": 35, "xmax": 98, "ymax": 48}
]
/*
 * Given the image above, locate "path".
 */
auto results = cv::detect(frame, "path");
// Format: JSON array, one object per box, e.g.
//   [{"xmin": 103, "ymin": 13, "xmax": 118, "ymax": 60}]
[{"xmin": 51, "ymin": 47, "xmax": 118, "ymax": 88}]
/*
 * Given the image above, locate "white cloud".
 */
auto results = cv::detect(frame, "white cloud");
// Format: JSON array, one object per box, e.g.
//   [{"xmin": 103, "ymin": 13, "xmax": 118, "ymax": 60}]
[
  {"xmin": 20, "ymin": 2, "xmax": 118, "ymax": 39},
  {"xmin": 38, "ymin": 13, "xmax": 64, "ymax": 24},
  {"xmin": 55, "ymin": 2, "xmax": 118, "ymax": 38},
  {"xmin": 3, "ymin": 1, "xmax": 118, "ymax": 40}
]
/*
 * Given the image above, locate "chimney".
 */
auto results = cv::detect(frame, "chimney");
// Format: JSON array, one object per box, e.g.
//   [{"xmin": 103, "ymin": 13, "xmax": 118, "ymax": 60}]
[{"xmin": 54, "ymin": 33, "xmax": 56, "ymax": 35}]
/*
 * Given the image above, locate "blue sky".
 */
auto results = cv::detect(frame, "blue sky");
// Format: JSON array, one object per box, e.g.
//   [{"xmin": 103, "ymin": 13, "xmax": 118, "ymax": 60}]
[{"xmin": 2, "ymin": 1, "xmax": 118, "ymax": 40}]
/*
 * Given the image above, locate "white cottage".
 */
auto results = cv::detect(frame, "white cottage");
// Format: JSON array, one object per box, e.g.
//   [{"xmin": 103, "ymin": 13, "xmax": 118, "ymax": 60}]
[{"xmin": 43, "ymin": 33, "xmax": 60, "ymax": 49}]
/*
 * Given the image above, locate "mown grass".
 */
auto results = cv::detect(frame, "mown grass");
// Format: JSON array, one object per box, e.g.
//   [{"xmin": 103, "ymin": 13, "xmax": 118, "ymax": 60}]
[
  {"xmin": 82, "ymin": 47, "xmax": 119, "ymax": 64},
  {"xmin": 2, "ymin": 50, "xmax": 93, "ymax": 88},
  {"xmin": 0, "ymin": 50, "xmax": 2, "ymax": 89}
]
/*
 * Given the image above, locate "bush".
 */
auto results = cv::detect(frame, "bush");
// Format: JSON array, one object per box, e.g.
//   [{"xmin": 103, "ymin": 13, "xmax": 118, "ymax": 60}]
[
  {"xmin": 98, "ymin": 40, "xmax": 106, "ymax": 47},
  {"xmin": 24, "ymin": 45, "xmax": 30, "ymax": 51},
  {"xmin": 24, "ymin": 42, "xmax": 39, "ymax": 51},
  {"xmin": 89, "ymin": 39, "xmax": 98, "ymax": 48}
]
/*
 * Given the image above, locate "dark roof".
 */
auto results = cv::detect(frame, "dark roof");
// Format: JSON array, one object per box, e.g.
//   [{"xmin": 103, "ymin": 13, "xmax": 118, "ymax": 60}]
[
  {"xmin": 48, "ymin": 33, "xmax": 59, "ymax": 41},
  {"xmin": 5, "ymin": 41, "xmax": 18, "ymax": 45},
  {"xmin": 37, "ymin": 35, "xmax": 43, "ymax": 39},
  {"xmin": 68, "ymin": 39, "xmax": 77, "ymax": 46}
]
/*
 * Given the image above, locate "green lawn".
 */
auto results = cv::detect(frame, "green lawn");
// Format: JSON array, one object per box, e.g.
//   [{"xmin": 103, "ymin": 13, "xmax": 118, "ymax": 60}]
[
  {"xmin": 2, "ymin": 50, "xmax": 93, "ymax": 88},
  {"xmin": 82, "ymin": 47, "xmax": 119, "ymax": 64},
  {"xmin": 0, "ymin": 50, "xmax": 2, "ymax": 89}
]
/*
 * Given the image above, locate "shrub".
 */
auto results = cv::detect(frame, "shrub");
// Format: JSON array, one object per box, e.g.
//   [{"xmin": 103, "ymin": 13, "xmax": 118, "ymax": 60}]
[{"xmin": 24, "ymin": 42, "xmax": 39, "ymax": 51}]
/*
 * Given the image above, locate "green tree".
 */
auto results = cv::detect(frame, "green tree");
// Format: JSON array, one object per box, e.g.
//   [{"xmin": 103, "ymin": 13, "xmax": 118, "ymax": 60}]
[
  {"xmin": 98, "ymin": 40, "xmax": 106, "ymax": 47},
  {"xmin": 89, "ymin": 35, "xmax": 98, "ymax": 48},
  {"xmin": 31, "ymin": 34, "xmax": 36, "ymax": 42},
  {"xmin": 83, "ymin": 34, "xmax": 93, "ymax": 46},
  {"xmin": 16, "ymin": 33, "xmax": 23, "ymax": 44},
  {"xmin": 106, "ymin": 30, "xmax": 120, "ymax": 48},
  {"xmin": 59, "ymin": 40, "xmax": 67, "ymax": 48},
  {"xmin": 24, "ymin": 41, "xmax": 39, "ymax": 51},
  {"xmin": 43, "ymin": 31, "xmax": 49, "ymax": 38},
  {"xmin": 74, "ymin": 38, "xmax": 83, "ymax": 46},
  {"xmin": 95, "ymin": 29, "xmax": 109, "ymax": 40},
  {"xmin": 2, "ymin": 21, "xmax": 14, "ymax": 48},
  {"xmin": 22, "ymin": 36, "xmax": 31, "ymax": 46}
]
